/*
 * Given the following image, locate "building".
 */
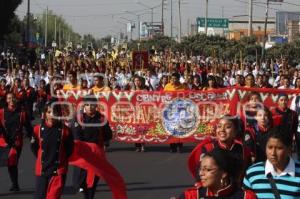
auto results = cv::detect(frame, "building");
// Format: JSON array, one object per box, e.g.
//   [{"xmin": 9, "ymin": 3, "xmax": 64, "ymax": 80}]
[
  {"xmin": 287, "ymin": 21, "xmax": 300, "ymax": 42},
  {"xmin": 276, "ymin": 11, "xmax": 300, "ymax": 35},
  {"xmin": 228, "ymin": 18, "xmax": 275, "ymax": 42}
]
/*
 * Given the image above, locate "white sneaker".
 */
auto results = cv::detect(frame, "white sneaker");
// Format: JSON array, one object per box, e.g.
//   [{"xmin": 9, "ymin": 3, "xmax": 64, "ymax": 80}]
[{"xmin": 79, "ymin": 188, "xmax": 84, "ymax": 192}]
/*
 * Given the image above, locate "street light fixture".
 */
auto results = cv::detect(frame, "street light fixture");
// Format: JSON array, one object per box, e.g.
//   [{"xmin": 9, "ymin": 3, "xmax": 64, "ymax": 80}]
[
  {"xmin": 124, "ymin": 10, "xmax": 149, "ymax": 41},
  {"xmin": 120, "ymin": 17, "xmax": 135, "ymax": 41},
  {"xmin": 136, "ymin": 1, "xmax": 161, "ymax": 36}
]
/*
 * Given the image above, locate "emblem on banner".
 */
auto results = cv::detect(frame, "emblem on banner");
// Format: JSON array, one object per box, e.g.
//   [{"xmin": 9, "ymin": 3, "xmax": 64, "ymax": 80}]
[{"xmin": 162, "ymin": 99, "xmax": 200, "ymax": 138}]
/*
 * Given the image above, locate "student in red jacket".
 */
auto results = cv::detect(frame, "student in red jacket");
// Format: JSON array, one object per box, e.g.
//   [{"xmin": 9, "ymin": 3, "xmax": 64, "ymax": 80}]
[
  {"xmin": 188, "ymin": 115, "xmax": 251, "ymax": 182},
  {"xmin": 0, "ymin": 92, "xmax": 33, "ymax": 191},
  {"xmin": 271, "ymin": 93, "xmax": 298, "ymax": 148},
  {"xmin": 31, "ymin": 101, "xmax": 74, "ymax": 199},
  {"xmin": 244, "ymin": 106, "xmax": 273, "ymax": 163},
  {"xmin": 179, "ymin": 148, "xmax": 257, "ymax": 199}
]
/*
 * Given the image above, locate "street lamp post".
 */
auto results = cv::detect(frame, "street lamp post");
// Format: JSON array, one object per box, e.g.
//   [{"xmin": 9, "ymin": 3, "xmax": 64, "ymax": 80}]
[
  {"xmin": 136, "ymin": 2, "xmax": 161, "ymax": 37},
  {"xmin": 120, "ymin": 17, "xmax": 135, "ymax": 41},
  {"xmin": 261, "ymin": 0, "xmax": 269, "ymax": 62},
  {"xmin": 125, "ymin": 11, "xmax": 145, "ymax": 41},
  {"xmin": 205, "ymin": 0, "xmax": 208, "ymax": 35}
]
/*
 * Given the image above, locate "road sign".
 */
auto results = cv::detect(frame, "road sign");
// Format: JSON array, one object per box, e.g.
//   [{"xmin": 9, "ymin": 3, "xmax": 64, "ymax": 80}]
[{"xmin": 197, "ymin": 17, "xmax": 229, "ymax": 28}]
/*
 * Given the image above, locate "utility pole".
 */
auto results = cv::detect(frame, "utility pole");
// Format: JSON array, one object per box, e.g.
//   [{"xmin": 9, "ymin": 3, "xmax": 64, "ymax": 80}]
[
  {"xmin": 58, "ymin": 23, "xmax": 61, "ymax": 48},
  {"xmin": 178, "ymin": 0, "xmax": 182, "ymax": 43},
  {"xmin": 54, "ymin": 16, "xmax": 57, "ymax": 42},
  {"xmin": 262, "ymin": 0, "xmax": 269, "ymax": 62},
  {"xmin": 138, "ymin": 15, "xmax": 141, "ymax": 41},
  {"xmin": 205, "ymin": 0, "xmax": 208, "ymax": 35},
  {"xmin": 44, "ymin": 6, "xmax": 48, "ymax": 47},
  {"xmin": 162, "ymin": 0, "xmax": 164, "ymax": 35},
  {"xmin": 248, "ymin": 0, "xmax": 253, "ymax": 36},
  {"xmin": 26, "ymin": 0, "xmax": 30, "ymax": 46},
  {"xmin": 171, "ymin": 0, "xmax": 173, "ymax": 38}
]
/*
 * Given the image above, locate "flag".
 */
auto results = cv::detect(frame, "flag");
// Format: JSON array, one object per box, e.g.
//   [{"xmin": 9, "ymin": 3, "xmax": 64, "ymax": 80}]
[
  {"xmin": 69, "ymin": 140, "xmax": 127, "ymax": 199},
  {"xmin": 55, "ymin": 50, "xmax": 62, "ymax": 57},
  {"xmin": 0, "ymin": 138, "xmax": 9, "ymax": 167}
]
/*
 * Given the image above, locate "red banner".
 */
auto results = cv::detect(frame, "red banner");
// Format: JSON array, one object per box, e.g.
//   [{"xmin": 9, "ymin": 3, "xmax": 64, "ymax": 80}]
[
  {"xmin": 132, "ymin": 51, "xmax": 148, "ymax": 69},
  {"xmin": 60, "ymin": 87, "xmax": 300, "ymax": 143}
]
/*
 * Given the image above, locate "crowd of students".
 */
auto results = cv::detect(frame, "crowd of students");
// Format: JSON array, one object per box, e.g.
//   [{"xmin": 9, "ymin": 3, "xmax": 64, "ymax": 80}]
[{"xmin": 1, "ymin": 49, "xmax": 300, "ymax": 198}]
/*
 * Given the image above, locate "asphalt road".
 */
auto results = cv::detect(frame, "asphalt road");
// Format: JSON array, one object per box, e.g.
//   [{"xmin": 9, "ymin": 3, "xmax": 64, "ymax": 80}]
[{"xmin": 0, "ymin": 140, "xmax": 197, "ymax": 199}]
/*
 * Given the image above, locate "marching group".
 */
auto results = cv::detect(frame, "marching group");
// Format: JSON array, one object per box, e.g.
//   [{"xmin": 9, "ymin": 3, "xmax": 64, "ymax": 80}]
[{"xmin": 1, "ymin": 49, "xmax": 300, "ymax": 198}]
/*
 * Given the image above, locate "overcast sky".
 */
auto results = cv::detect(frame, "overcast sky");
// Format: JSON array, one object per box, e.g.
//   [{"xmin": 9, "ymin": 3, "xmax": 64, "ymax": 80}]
[{"xmin": 16, "ymin": 0, "xmax": 300, "ymax": 39}]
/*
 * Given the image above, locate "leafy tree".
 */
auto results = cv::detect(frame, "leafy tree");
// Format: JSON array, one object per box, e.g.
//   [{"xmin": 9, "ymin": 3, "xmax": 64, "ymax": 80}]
[{"xmin": 0, "ymin": 0, "xmax": 23, "ymax": 44}]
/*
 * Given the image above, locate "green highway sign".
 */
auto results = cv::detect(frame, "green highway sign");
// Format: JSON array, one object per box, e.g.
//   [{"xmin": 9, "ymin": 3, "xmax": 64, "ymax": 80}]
[{"xmin": 197, "ymin": 17, "xmax": 229, "ymax": 28}]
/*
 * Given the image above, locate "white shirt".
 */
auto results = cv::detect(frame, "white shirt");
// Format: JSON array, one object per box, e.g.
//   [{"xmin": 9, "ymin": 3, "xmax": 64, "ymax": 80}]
[{"xmin": 265, "ymin": 157, "xmax": 295, "ymax": 177}]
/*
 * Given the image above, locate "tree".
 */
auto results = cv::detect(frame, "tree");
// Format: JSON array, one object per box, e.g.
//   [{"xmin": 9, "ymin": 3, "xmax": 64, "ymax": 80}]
[{"xmin": 0, "ymin": 0, "xmax": 23, "ymax": 44}]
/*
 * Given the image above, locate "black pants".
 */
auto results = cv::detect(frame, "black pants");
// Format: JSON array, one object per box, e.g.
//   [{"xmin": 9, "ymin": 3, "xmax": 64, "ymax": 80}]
[
  {"xmin": 170, "ymin": 143, "xmax": 183, "ymax": 152},
  {"xmin": 73, "ymin": 167, "xmax": 99, "ymax": 199},
  {"xmin": 34, "ymin": 174, "xmax": 66, "ymax": 199},
  {"xmin": 296, "ymin": 131, "xmax": 300, "ymax": 160},
  {"xmin": 8, "ymin": 166, "xmax": 18, "ymax": 187}
]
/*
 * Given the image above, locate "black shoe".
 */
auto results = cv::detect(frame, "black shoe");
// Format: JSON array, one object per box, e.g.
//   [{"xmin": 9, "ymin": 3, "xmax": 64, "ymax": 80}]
[
  {"xmin": 9, "ymin": 185, "xmax": 20, "ymax": 192},
  {"xmin": 170, "ymin": 148, "xmax": 177, "ymax": 153}
]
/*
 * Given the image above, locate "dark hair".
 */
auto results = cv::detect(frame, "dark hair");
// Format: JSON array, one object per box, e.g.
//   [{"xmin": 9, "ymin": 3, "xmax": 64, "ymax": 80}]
[
  {"xmin": 219, "ymin": 114, "xmax": 244, "ymax": 138},
  {"xmin": 43, "ymin": 100, "xmax": 62, "ymax": 124},
  {"xmin": 245, "ymin": 91, "xmax": 262, "ymax": 102},
  {"xmin": 266, "ymin": 126, "xmax": 293, "ymax": 148},
  {"xmin": 203, "ymin": 148, "xmax": 239, "ymax": 183},
  {"xmin": 171, "ymin": 72, "xmax": 180, "ymax": 80},
  {"xmin": 255, "ymin": 106, "xmax": 273, "ymax": 128}
]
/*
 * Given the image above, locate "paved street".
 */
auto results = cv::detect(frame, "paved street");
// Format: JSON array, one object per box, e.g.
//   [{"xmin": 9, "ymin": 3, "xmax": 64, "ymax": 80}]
[{"xmin": 0, "ymin": 140, "xmax": 197, "ymax": 199}]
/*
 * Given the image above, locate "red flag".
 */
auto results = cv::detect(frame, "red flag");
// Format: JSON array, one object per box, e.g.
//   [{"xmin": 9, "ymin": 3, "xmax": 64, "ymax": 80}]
[
  {"xmin": 188, "ymin": 137, "xmax": 213, "ymax": 179},
  {"xmin": 69, "ymin": 140, "xmax": 127, "ymax": 199}
]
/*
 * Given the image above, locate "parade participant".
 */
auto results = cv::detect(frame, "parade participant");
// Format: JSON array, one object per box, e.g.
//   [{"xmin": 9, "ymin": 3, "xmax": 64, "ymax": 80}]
[
  {"xmin": 90, "ymin": 75, "xmax": 111, "ymax": 93},
  {"xmin": 188, "ymin": 115, "xmax": 251, "ymax": 181},
  {"xmin": 22, "ymin": 77, "xmax": 36, "ymax": 120},
  {"xmin": 131, "ymin": 75, "xmax": 148, "ymax": 152},
  {"xmin": 0, "ymin": 78, "xmax": 8, "ymax": 108},
  {"xmin": 63, "ymin": 71, "xmax": 80, "ymax": 90},
  {"xmin": 190, "ymin": 74, "xmax": 202, "ymax": 90},
  {"xmin": 241, "ymin": 92, "xmax": 263, "ymax": 128},
  {"xmin": 291, "ymin": 90, "xmax": 300, "ymax": 159},
  {"xmin": 271, "ymin": 93, "xmax": 298, "ymax": 147},
  {"xmin": 70, "ymin": 97, "xmax": 113, "ymax": 199},
  {"xmin": 164, "ymin": 72, "xmax": 186, "ymax": 91},
  {"xmin": 36, "ymin": 79, "xmax": 49, "ymax": 116},
  {"xmin": 243, "ymin": 126, "xmax": 300, "ymax": 198},
  {"xmin": 0, "ymin": 92, "xmax": 33, "ymax": 191},
  {"xmin": 180, "ymin": 148, "xmax": 257, "ymax": 199},
  {"xmin": 31, "ymin": 101, "xmax": 74, "ymax": 199},
  {"xmin": 202, "ymin": 75, "xmax": 218, "ymax": 91},
  {"xmin": 164, "ymin": 73, "xmax": 186, "ymax": 152},
  {"xmin": 294, "ymin": 77, "xmax": 300, "ymax": 89},
  {"xmin": 244, "ymin": 106, "xmax": 273, "ymax": 163},
  {"xmin": 156, "ymin": 75, "xmax": 168, "ymax": 91},
  {"xmin": 244, "ymin": 74, "xmax": 256, "ymax": 88},
  {"xmin": 278, "ymin": 75, "xmax": 293, "ymax": 89},
  {"xmin": 233, "ymin": 74, "xmax": 244, "ymax": 87},
  {"xmin": 109, "ymin": 77, "xmax": 121, "ymax": 91},
  {"xmin": 10, "ymin": 78, "xmax": 26, "ymax": 106}
]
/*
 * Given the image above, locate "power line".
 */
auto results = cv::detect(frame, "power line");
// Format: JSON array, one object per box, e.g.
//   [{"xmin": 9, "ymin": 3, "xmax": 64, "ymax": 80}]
[
  {"xmin": 16, "ymin": 8, "xmax": 150, "ymax": 19},
  {"xmin": 281, "ymin": 1, "xmax": 300, "ymax": 7},
  {"xmin": 233, "ymin": 0, "xmax": 281, "ymax": 11}
]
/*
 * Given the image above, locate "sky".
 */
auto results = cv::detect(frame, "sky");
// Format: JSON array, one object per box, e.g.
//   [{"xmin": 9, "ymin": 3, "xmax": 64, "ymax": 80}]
[{"xmin": 15, "ymin": 0, "xmax": 300, "ymax": 40}]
